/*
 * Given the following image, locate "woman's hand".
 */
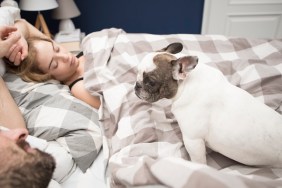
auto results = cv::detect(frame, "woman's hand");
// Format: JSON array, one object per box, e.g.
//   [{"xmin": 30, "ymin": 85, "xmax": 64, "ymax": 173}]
[
  {"xmin": 5, "ymin": 30, "xmax": 28, "ymax": 66},
  {"xmin": 0, "ymin": 26, "xmax": 20, "ymax": 58}
]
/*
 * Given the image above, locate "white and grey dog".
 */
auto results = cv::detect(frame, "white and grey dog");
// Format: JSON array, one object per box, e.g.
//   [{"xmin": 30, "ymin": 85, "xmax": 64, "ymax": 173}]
[{"xmin": 135, "ymin": 42, "xmax": 282, "ymax": 167}]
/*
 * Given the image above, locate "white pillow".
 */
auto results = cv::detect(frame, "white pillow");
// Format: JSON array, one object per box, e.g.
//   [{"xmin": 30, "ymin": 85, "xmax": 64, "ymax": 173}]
[
  {"xmin": 0, "ymin": 6, "xmax": 21, "ymax": 77},
  {"xmin": 0, "ymin": 6, "xmax": 20, "ymax": 26}
]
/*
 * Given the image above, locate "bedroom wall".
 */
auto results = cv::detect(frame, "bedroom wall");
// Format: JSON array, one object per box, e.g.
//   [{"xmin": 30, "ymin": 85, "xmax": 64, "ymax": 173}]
[{"xmin": 16, "ymin": 0, "xmax": 204, "ymax": 35}]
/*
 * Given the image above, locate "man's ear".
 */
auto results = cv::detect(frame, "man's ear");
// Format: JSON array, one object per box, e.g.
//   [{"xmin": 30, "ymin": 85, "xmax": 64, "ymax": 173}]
[
  {"xmin": 171, "ymin": 56, "xmax": 198, "ymax": 80},
  {"xmin": 158, "ymin": 42, "xmax": 183, "ymax": 54}
]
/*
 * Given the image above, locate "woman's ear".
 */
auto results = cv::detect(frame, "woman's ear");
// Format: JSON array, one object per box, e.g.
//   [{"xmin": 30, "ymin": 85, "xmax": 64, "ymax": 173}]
[{"xmin": 171, "ymin": 56, "xmax": 198, "ymax": 80}]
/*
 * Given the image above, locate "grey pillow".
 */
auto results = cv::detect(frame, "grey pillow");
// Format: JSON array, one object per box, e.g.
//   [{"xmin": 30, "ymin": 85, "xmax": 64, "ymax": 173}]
[{"xmin": 3, "ymin": 73, "xmax": 102, "ymax": 172}]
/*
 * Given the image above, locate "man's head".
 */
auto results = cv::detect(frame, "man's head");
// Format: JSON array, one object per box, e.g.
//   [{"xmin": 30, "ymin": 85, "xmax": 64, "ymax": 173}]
[
  {"xmin": 0, "ymin": 128, "xmax": 55, "ymax": 188},
  {"xmin": 135, "ymin": 42, "xmax": 198, "ymax": 103}
]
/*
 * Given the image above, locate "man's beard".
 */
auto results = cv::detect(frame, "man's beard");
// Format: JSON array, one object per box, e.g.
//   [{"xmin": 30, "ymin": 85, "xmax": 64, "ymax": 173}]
[
  {"xmin": 17, "ymin": 139, "xmax": 56, "ymax": 173},
  {"xmin": 0, "ymin": 139, "xmax": 56, "ymax": 188},
  {"xmin": 17, "ymin": 140, "xmax": 56, "ymax": 187}
]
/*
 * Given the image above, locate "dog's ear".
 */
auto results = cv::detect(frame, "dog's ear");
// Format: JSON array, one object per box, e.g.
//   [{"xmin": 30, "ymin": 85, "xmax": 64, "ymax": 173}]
[
  {"xmin": 172, "ymin": 56, "xmax": 198, "ymax": 80},
  {"xmin": 158, "ymin": 42, "xmax": 183, "ymax": 54}
]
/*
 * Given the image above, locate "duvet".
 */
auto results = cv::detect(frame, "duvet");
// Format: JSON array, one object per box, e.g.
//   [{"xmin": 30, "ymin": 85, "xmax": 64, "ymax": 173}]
[{"xmin": 82, "ymin": 28, "xmax": 282, "ymax": 188}]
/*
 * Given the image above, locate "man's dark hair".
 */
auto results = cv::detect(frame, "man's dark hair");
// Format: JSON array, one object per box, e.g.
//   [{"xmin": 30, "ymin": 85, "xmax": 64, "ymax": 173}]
[{"xmin": 0, "ymin": 149, "xmax": 55, "ymax": 188}]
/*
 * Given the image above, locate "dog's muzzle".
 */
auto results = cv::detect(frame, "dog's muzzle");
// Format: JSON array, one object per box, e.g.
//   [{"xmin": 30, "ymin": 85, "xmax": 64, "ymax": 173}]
[
  {"xmin": 135, "ymin": 82, "xmax": 142, "ymax": 90},
  {"xmin": 134, "ymin": 82, "xmax": 142, "ymax": 99}
]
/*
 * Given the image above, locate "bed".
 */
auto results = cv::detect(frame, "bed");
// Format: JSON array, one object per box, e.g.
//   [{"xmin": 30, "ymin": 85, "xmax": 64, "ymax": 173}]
[
  {"xmin": 2, "ymin": 16, "xmax": 282, "ymax": 188},
  {"xmin": 81, "ymin": 28, "xmax": 282, "ymax": 187}
]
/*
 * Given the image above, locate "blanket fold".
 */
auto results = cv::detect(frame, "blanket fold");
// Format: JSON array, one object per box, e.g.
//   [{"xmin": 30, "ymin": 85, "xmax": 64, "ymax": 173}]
[{"xmin": 82, "ymin": 28, "xmax": 282, "ymax": 187}]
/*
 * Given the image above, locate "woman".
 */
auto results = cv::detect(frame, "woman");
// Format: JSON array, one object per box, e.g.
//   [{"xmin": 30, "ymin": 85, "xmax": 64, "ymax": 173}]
[{"xmin": 6, "ymin": 19, "xmax": 101, "ymax": 109}]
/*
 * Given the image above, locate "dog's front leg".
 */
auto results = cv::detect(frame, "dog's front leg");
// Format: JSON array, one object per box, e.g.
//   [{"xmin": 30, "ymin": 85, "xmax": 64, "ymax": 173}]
[{"xmin": 183, "ymin": 137, "xmax": 207, "ymax": 164}]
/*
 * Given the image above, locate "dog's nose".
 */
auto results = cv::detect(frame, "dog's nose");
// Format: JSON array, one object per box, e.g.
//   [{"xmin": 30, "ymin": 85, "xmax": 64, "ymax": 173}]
[
  {"xmin": 193, "ymin": 56, "xmax": 199, "ymax": 62},
  {"xmin": 135, "ymin": 82, "xmax": 142, "ymax": 90}
]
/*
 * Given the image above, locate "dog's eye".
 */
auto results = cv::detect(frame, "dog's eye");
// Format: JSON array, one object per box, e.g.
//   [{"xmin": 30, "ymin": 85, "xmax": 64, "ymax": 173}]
[
  {"xmin": 146, "ymin": 79, "xmax": 156, "ymax": 88},
  {"xmin": 143, "ymin": 75, "xmax": 158, "ymax": 88},
  {"xmin": 148, "ymin": 80, "xmax": 155, "ymax": 87}
]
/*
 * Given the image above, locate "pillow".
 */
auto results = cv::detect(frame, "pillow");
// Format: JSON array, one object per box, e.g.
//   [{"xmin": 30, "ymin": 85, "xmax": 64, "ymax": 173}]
[
  {"xmin": 0, "ymin": 6, "xmax": 21, "ymax": 77},
  {"xmin": 3, "ymin": 73, "xmax": 103, "ymax": 173},
  {"xmin": 0, "ymin": 6, "xmax": 20, "ymax": 26}
]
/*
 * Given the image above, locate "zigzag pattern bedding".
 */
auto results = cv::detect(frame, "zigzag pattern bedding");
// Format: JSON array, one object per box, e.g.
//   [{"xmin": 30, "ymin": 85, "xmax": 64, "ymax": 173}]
[
  {"xmin": 4, "ymin": 74, "xmax": 103, "ymax": 173},
  {"xmin": 82, "ymin": 28, "xmax": 282, "ymax": 187}
]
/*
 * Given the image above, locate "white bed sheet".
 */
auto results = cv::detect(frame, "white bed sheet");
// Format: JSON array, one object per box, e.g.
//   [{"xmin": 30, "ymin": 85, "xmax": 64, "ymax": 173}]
[{"xmin": 60, "ymin": 149, "xmax": 107, "ymax": 188}]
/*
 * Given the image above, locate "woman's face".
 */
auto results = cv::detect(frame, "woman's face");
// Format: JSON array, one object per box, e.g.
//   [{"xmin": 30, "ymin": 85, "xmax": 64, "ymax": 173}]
[{"xmin": 32, "ymin": 40, "xmax": 79, "ymax": 82}]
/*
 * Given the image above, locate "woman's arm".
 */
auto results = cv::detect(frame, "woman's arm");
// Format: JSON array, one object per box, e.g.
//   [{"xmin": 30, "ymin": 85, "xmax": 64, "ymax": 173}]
[
  {"xmin": 71, "ymin": 81, "xmax": 101, "ymax": 109},
  {"xmin": 6, "ymin": 19, "xmax": 48, "ymax": 65},
  {"xmin": 14, "ymin": 19, "xmax": 49, "ymax": 40}
]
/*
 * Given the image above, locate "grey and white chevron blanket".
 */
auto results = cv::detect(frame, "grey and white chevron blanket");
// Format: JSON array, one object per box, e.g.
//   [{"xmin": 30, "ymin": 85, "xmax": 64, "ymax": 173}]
[{"xmin": 82, "ymin": 28, "xmax": 282, "ymax": 187}]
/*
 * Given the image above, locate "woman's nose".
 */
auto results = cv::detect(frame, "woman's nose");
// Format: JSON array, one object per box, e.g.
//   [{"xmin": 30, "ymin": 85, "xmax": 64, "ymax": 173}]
[
  {"xmin": 1, "ymin": 128, "xmax": 28, "ymax": 143},
  {"xmin": 55, "ymin": 53, "xmax": 70, "ymax": 62}
]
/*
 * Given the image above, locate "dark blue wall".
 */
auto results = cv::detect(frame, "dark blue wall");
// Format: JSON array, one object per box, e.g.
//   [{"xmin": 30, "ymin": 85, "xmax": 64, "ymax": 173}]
[{"xmin": 16, "ymin": 0, "xmax": 204, "ymax": 35}]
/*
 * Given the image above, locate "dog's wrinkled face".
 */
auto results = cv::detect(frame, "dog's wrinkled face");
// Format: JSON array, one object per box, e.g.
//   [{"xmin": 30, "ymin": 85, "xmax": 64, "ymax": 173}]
[{"xmin": 135, "ymin": 43, "xmax": 198, "ymax": 103}]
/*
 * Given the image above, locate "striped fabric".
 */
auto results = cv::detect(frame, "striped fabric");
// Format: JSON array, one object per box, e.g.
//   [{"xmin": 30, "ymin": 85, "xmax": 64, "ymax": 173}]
[
  {"xmin": 82, "ymin": 28, "xmax": 282, "ymax": 187},
  {"xmin": 4, "ymin": 73, "xmax": 103, "ymax": 173}
]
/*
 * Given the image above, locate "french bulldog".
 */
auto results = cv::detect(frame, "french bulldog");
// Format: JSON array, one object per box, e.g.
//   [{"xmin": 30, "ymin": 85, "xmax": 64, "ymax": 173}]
[{"xmin": 135, "ymin": 42, "xmax": 282, "ymax": 167}]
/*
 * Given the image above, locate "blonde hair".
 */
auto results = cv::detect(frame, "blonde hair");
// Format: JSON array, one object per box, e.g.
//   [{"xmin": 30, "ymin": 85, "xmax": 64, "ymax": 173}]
[{"xmin": 6, "ymin": 37, "xmax": 52, "ymax": 82}]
